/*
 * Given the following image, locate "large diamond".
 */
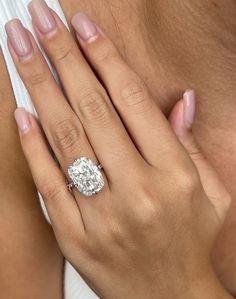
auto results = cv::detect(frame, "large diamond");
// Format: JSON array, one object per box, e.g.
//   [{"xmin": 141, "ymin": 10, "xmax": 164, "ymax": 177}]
[{"xmin": 68, "ymin": 157, "xmax": 105, "ymax": 197}]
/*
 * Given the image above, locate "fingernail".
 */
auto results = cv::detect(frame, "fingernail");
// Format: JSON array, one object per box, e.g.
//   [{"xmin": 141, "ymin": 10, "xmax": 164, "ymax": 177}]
[
  {"xmin": 72, "ymin": 12, "xmax": 98, "ymax": 42},
  {"xmin": 183, "ymin": 89, "xmax": 196, "ymax": 129},
  {"xmin": 14, "ymin": 108, "xmax": 31, "ymax": 134},
  {"xmin": 28, "ymin": 0, "xmax": 57, "ymax": 34},
  {"xmin": 5, "ymin": 20, "xmax": 33, "ymax": 59}
]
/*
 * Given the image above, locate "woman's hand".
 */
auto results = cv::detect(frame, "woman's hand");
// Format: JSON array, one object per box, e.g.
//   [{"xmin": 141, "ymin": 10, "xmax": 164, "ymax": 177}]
[{"xmin": 5, "ymin": 0, "xmax": 232, "ymax": 298}]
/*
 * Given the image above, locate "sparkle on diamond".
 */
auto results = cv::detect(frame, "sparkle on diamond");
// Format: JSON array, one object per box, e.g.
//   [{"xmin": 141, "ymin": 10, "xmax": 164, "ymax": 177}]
[{"xmin": 68, "ymin": 157, "xmax": 105, "ymax": 197}]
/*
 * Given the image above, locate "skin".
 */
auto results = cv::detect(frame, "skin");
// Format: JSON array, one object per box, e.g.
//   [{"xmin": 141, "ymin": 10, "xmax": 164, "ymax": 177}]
[
  {"xmin": 0, "ymin": 0, "xmax": 236, "ymax": 297},
  {"xmin": 5, "ymin": 4, "xmax": 234, "ymax": 298},
  {"xmin": 0, "ymin": 42, "xmax": 64, "ymax": 298}
]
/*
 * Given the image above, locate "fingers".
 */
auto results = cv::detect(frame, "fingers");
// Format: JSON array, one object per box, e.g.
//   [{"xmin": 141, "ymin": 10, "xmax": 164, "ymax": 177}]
[
  {"xmin": 71, "ymin": 12, "xmax": 186, "ymax": 168},
  {"xmin": 27, "ymin": 0, "xmax": 145, "ymax": 180},
  {"xmin": 169, "ymin": 90, "xmax": 231, "ymax": 222},
  {"xmin": 14, "ymin": 108, "xmax": 86, "ymax": 240},
  {"xmin": 5, "ymin": 19, "xmax": 105, "ymax": 195}
]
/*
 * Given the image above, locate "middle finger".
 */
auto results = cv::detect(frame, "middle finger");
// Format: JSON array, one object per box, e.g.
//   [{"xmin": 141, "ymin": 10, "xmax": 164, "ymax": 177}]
[{"xmin": 28, "ymin": 0, "xmax": 146, "ymax": 180}]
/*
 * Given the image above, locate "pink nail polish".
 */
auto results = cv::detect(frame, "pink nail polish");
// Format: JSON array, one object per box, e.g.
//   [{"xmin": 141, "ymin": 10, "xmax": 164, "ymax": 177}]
[
  {"xmin": 183, "ymin": 90, "xmax": 196, "ymax": 129},
  {"xmin": 14, "ymin": 108, "xmax": 31, "ymax": 134},
  {"xmin": 28, "ymin": 0, "xmax": 56, "ymax": 34},
  {"xmin": 5, "ymin": 20, "xmax": 33, "ymax": 59},
  {"xmin": 72, "ymin": 12, "xmax": 98, "ymax": 42}
]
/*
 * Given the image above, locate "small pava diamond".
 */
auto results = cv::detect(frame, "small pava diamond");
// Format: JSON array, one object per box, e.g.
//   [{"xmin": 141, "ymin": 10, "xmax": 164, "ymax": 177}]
[{"xmin": 68, "ymin": 157, "xmax": 105, "ymax": 197}]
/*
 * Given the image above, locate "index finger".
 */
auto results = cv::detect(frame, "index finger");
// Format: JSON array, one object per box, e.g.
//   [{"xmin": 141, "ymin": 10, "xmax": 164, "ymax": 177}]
[{"xmin": 71, "ymin": 13, "xmax": 188, "ymax": 169}]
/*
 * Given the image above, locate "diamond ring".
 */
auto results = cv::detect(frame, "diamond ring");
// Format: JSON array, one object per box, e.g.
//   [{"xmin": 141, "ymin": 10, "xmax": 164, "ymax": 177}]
[{"xmin": 67, "ymin": 157, "xmax": 105, "ymax": 197}]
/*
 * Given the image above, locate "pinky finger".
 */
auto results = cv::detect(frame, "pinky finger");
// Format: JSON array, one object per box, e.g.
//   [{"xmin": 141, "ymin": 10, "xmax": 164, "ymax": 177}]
[
  {"xmin": 14, "ymin": 108, "xmax": 86, "ymax": 242},
  {"xmin": 169, "ymin": 90, "xmax": 231, "ymax": 223}
]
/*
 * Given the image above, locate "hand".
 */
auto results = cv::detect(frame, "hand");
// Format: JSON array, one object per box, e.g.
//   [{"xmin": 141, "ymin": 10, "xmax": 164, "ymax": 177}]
[{"xmin": 5, "ymin": 1, "xmax": 232, "ymax": 298}]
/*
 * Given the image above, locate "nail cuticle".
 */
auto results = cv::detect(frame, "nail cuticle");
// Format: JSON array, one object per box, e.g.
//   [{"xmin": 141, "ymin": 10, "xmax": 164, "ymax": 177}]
[{"xmin": 72, "ymin": 12, "xmax": 98, "ymax": 42}]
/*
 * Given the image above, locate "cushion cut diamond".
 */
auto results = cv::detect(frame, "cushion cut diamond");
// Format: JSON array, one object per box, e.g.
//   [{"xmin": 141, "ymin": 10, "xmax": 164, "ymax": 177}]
[{"xmin": 68, "ymin": 157, "xmax": 105, "ymax": 197}]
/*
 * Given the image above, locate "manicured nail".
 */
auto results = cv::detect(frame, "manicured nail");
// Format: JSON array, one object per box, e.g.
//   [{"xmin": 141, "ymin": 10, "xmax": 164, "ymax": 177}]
[
  {"xmin": 14, "ymin": 108, "xmax": 31, "ymax": 134},
  {"xmin": 72, "ymin": 12, "xmax": 98, "ymax": 42},
  {"xmin": 5, "ymin": 20, "xmax": 33, "ymax": 59},
  {"xmin": 183, "ymin": 89, "xmax": 196, "ymax": 129},
  {"xmin": 28, "ymin": 0, "xmax": 57, "ymax": 34}
]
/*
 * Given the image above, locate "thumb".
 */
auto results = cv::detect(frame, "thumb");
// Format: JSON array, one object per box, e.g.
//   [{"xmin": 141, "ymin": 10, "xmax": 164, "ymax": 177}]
[{"xmin": 169, "ymin": 90, "xmax": 231, "ymax": 223}]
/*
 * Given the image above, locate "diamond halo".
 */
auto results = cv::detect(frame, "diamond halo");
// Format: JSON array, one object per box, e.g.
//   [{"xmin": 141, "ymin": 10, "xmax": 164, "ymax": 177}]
[{"xmin": 68, "ymin": 157, "xmax": 105, "ymax": 197}]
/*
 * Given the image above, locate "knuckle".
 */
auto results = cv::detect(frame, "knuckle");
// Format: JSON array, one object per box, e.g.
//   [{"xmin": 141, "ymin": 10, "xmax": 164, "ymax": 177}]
[
  {"xmin": 79, "ymin": 88, "xmax": 110, "ymax": 123},
  {"xmin": 52, "ymin": 119, "xmax": 80, "ymax": 155},
  {"xmin": 134, "ymin": 188, "xmax": 160, "ymax": 227},
  {"xmin": 60, "ymin": 233, "xmax": 89, "ymax": 265},
  {"xmin": 94, "ymin": 42, "xmax": 116, "ymax": 63},
  {"xmin": 188, "ymin": 142, "xmax": 204, "ymax": 162},
  {"xmin": 120, "ymin": 79, "xmax": 149, "ymax": 112},
  {"xmin": 53, "ymin": 44, "xmax": 75, "ymax": 63},
  {"xmin": 28, "ymin": 70, "xmax": 47, "ymax": 86},
  {"xmin": 107, "ymin": 224, "xmax": 124, "ymax": 248},
  {"xmin": 175, "ymin": 168, "xmax": 199, "ymax": 195},
  {"xmin": 40, "ymin": 182, "xmax": 62, "ymax": 203}
]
